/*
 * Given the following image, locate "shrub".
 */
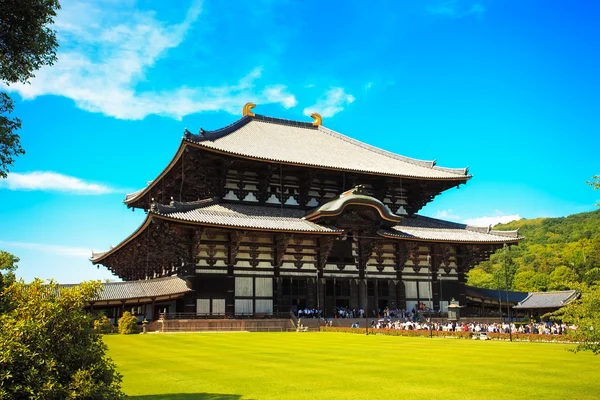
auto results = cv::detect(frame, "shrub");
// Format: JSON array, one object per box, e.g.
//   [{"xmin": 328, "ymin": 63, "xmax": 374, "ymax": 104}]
[
  {"xmin": 118, "ymin": 311, "xmax": 139, "ymax": 334},
  {"xmin": 94, "ymin": 314, "xmax": 114, "ymax": 334},
  {"xmin": 0, "ymin": 279, "xmax": 124, "ymax": 399}
]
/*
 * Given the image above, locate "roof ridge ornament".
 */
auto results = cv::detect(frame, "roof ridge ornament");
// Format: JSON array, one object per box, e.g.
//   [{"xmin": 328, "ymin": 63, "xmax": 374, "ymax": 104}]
[
  {"xmin": 310, "ymin": 112, "xmax": 322, "ymax": 126},
  {"xmin": 242, "ymin": 102, "xmax": 256, "ymax": 117},
  {"xmin": 340, "ymin": 184, "xmax": 366, "ymax": 197}
]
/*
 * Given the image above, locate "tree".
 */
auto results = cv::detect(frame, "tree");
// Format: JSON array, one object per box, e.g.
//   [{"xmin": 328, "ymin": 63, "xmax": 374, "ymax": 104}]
[
  {"xmin": 0, "ymin": 250, "xmax": 19, "ymax": 311},
  {"xmin": 559, "ymin": 284, "xmax": 600, "ymax": 354},
  {"xmin": 0, "ymin": 0, "xmax": 61, "ymax": 178},
  {"xmin": 466, "ymin": 268, "xmax": 494, "ymax": 289},
  {"xmin": 118, "ymin": 311, "xmax": 139, "ymax": 335},
  {"xmin": 589, "ymin": 175, "xmax": 600, "ymax": 207},
  {"xmin": 0, "ymin": 279, "xmax": 124, "ymax": 398},
  {"xmin": 549, "ymin": 266, "xmax": 578, "ymax": 290}
]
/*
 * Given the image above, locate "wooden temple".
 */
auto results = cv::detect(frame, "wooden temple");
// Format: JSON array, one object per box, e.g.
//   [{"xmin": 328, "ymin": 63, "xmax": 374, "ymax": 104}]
[{"xmin": 91, "ymin": 103, "xmax": 521, "ymax": 319}]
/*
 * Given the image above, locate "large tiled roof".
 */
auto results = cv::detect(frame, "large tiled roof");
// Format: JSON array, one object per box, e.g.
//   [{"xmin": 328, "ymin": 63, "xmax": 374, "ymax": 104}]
[
  {"xmin": 59, "ymin": 276, "xmax": 191, "ymax": 302},
  {"xmin": 514, "ymin": 290, "xmax": 579, "ymax": 309},
  {"xmin": 151, "ymin": 199, "xmax": 340, "ymax": 233},
  {"xmin": 184, "ymin": 115, "xmax": 470, "ymax": 180},
  {"xmin": 379, "ymin": 215, "xmax": 521, "ymax": 243}
]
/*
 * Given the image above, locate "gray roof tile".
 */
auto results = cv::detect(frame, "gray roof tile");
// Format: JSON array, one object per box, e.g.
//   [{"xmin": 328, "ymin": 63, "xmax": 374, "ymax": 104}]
[
  {"xmin": 514, "ymin": 290, "xmax": 579, "ymax": 309},
  {"xmin": 185, "ymin": 115, "xmax": 469, "ymax": 180},
  {"xmin": 380, "ymin": 215, "xmax": 521, "ymax": 243},
  {"xmin": 59, "ymin": 276, "xmax": 190, "ymax": 301},
  {"xmin": 153, "ymin": 199, "xmax": 340, "ymax": 233}
]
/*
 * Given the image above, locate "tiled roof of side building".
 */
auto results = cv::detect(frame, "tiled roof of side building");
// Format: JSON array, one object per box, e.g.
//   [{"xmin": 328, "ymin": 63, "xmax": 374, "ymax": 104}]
[
  {"xmin": 184, "ymin": 114, "xmax": 470, "ymax": 180},
  {"xmin": 58, "ymin": 276, "xmax": 191, "ymax": 302},
  {"xmin": 379, "ymin": 215, "xmax": 522, "ymax": 243},
  {"xmin": 514, "ymin": 290, "xmax": 579, "ymax": 309}
]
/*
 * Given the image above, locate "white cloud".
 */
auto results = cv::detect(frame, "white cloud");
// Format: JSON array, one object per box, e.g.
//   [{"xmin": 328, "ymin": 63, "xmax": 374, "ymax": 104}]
[
  {"xmin": 1, "ymin": 0, "xmax": 297, "ymax": 120},
  {"xmin": 0, "ymin": 241, "xmax": 91, "ymax": 258},
  {"xmin": 433, "ymin": 209, "xmax": 461, "ymax": 221},
  {"xmin": 303, "ymin": 87, "xmax": 355, "ymax": 118},
  {"xmin": 365, "ymin": 82, "xmax": 373, "ymax": 91},
  {"xmin": 463, "ymin": 212, "xmax": 521, "ymax": 227},
  {"xmin": 0, "ymin": 171, "xmax": 118, "ymax": 194},
  {"xmin": 427, "ymin": 0, "xmax": 485, "ymax": 18}
]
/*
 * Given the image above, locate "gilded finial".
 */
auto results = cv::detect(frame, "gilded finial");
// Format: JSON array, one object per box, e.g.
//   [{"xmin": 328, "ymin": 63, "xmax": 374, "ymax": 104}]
[
  {"xmin": 242, "ymin": 102, "xmax": 256, "ymax": 117},
  {"xmin": 310, "ymin": 112, "xmax": 322, "ymax": 126}
]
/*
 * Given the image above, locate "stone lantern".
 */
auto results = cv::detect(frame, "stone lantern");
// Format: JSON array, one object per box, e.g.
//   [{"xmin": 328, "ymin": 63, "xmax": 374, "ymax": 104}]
[{"xmin": 447, "ymin": 298, "xmax": 462, "ymax": 322}]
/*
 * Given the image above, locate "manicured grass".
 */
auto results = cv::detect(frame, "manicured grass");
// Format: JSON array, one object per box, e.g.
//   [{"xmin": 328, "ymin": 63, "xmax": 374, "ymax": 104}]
[{"xmin": 104, "ymin": 332, "xmax": 600, "ymax": 400}]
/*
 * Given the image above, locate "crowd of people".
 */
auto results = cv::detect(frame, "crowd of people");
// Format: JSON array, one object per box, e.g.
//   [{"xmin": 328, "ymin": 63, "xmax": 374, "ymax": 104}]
[
  {"xmin": 363, "ymin": 319, "xmax": 575, "ymax": 335},
  {"xmin": 297, "ymin": 307, "xmax": 576, "ymax": 335}
]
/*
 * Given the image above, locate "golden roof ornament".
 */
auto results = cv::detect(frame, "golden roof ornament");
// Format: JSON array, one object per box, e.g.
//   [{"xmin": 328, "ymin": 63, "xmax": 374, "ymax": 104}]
[
  {"xmin": 310, "ymin": 112, "xmax": 322, "ymax": 126},
  {"xmin": 242, "ymin": 102, "xmax": 256, "ymax": 117}
]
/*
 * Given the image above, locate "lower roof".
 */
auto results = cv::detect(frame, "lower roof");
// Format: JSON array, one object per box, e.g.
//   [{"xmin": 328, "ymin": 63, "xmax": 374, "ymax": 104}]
[
  {"xmin": 92, "ymin": 198, "xmax": 521, "ymax": 264},
  {"xmin": 59, "ymin": 276, "xmax": 190, "ymax": 303},
  {"xmin": 513, "ymin": 290, "xmax": 579, "ymax": 309}
]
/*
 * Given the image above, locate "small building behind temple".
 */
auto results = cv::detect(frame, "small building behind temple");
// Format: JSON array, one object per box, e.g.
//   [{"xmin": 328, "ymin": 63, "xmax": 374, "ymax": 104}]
[
  {"xmin": 60, "ymin": 276, "xmax": 191, "ymax": 324},
  {"xmin": 90, "ymin": 103, "xmax": 523, "ymax": 320},
  {"xmin": 513, "ymin": 290, "xmax": 579, "ymax": 319}
]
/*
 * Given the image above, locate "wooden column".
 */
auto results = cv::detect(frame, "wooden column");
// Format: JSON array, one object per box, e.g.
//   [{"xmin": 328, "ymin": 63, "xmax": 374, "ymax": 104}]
[
  {"xmin": 430, "ymin": 244, "xmax": 441, "ymax": 311},
  {"xmin": 151, "ymin": 297, "xmax": 156, "ymax": 320},
  {"xmin": 359, "ymin": 279, "xmax": 367, "ymax": 316},
  {"xmin": 388, "ymin": 280, "xmax": 397, "ymax": 310},
  {"xmin": 349, "ymin": 279, "xmax": 359, "ymax": 310}
]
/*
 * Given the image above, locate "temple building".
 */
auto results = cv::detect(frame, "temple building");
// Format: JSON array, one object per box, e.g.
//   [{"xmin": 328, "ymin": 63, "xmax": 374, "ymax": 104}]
[{"xmin": 91, "ymin": 103, "xmax": 521, "ymax": 319}]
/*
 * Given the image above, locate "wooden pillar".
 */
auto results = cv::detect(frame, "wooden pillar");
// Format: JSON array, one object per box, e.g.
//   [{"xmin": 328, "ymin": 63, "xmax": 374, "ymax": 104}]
[
  {"xmin": 374, "ymin": 279, "xmax": 379, "ymax": 316},
  {"xmin": 121, "ymin": 300, "xmax": 126, "ymax": 317},
  {"xmin": 349, "ymin": 279, "xmax": 359, "ymax": 310},
  {"xmin": 359, "ymin": 279, "xmax": 367, "ymax": 317},
  {"xmin": 151, "ymin": 297, "xmax": 156, "ymax": 320},
  {"xmin": 388, "ymin": 280, "xmax": 397, "ymax": 310},
  {"xmin": 226, "ymin": 265, "xmax": 235, "ymax": 316},
  {"xmin": 306, "ymin": 278, "xmax": 315, "ymax": 309},
  {"xmin": 396, "ymin": 280, "xmax": 406, "ymax": 310}
]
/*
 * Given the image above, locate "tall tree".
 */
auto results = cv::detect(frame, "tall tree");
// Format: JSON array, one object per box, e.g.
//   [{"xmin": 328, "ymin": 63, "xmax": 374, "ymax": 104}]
[
  {"xmin": 558, "ymin": 284, "xmax": 600, "ymax": 355},
  {"xmin": 0, "ymin": 0, "xmax": 61, "ymax": 178},
  {"xmin": 589, "ymin": 175, "xmax": 600, "ymax": 207},
  {"xmin": 0, "ymin": 250, "xmax": 19, "ymax": 311}
]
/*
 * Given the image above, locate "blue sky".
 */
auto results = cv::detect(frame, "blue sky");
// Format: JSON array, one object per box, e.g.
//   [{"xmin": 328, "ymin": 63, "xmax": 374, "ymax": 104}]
[{"xmin": 1, "ymin": 0, "xmax": 598, "ymax": 283}]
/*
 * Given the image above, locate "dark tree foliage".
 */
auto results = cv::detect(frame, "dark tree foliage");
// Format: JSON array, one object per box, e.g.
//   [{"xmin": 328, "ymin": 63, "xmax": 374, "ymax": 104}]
[
  {"xmin": 589, "ymin": 175, "xmax": 600, "ymax": 206},
  {"xmin": 467, "ymin": 209, "xmax": 600, "ymax": 291},
  {"xmin": 0, "ymin": 93, "xmax": 24, "ymax": 178},
  {"xmin": 0, "ymin": 280, "xmax": 124, "ymax": 399},
  {"xmin": 0, "ymin": 0, "xmax": 61, "ymax": 178}
]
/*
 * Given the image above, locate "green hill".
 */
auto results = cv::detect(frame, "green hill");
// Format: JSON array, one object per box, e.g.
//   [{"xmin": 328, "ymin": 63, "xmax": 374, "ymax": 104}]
[{"xmin": 466, "ymin": 209, "xmax": 600, "ymax": 291}]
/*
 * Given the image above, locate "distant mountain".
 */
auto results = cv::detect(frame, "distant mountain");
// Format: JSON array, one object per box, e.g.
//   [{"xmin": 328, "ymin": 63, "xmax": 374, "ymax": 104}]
[{"xmin": 466, "ymin": 209, "xmax": 600, "ymax": 291}]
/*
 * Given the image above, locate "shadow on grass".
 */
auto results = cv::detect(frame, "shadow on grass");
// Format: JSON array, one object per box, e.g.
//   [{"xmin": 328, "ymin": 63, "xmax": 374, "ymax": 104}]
[{"xmin": 128, "ymin": 394, "xmax": 244, "ymax": 400}]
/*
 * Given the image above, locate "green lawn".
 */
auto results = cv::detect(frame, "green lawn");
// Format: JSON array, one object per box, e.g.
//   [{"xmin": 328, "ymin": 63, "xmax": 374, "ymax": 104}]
[{"xmin": 104, "ymin": 332, "xmax": 600, "ymax": 400}]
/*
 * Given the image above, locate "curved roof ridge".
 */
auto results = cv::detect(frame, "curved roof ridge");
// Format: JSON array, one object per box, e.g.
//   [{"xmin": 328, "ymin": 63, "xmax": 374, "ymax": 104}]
[
  {"xmin": 150, "ymin": 197, "xmax": 218, "ymax": 214},
  {"xmin": 252, "ymin": 113, "xmax": 317, "ymax": 128},
  {"xmin": 317, "ymin": 125, "xmax": 470, "ymax": 176},
  {"xmin": 185, "ymin": 116, "xmax": 252, "ymax": 142}
]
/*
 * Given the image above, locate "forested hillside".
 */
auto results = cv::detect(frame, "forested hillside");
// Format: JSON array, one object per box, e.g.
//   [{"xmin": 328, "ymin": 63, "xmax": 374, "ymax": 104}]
[{"xmin": 466, "ymin": 209, "xmax": 600, "ymax": 291}]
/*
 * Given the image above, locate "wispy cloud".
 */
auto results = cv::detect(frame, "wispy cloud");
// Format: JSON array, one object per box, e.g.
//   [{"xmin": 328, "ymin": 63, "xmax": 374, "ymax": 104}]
[
  {"xmin": 1, "ymin": 0, "xmax": 296, "ymax": 120},
  {"xmin": 433, "ymin": 209, "xmax": 461, "ymax": 221},
  {"xmin": 463, "ymin": 212, "xmax": 521, "ymax": 227},
  {"xmin": 427, "ymin": 0, "xmax": 485, "ymax": 19},
  {"xmin": 0, "ymin": 241, "xmax": 91, "ymax": 258},
  {"xmin": 303, "ymin": 88, "xmax": 355, "ymax": 118},
  {"xmin": 0, "ymin": 171, "xmax": 119, "ymax": 194}
]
